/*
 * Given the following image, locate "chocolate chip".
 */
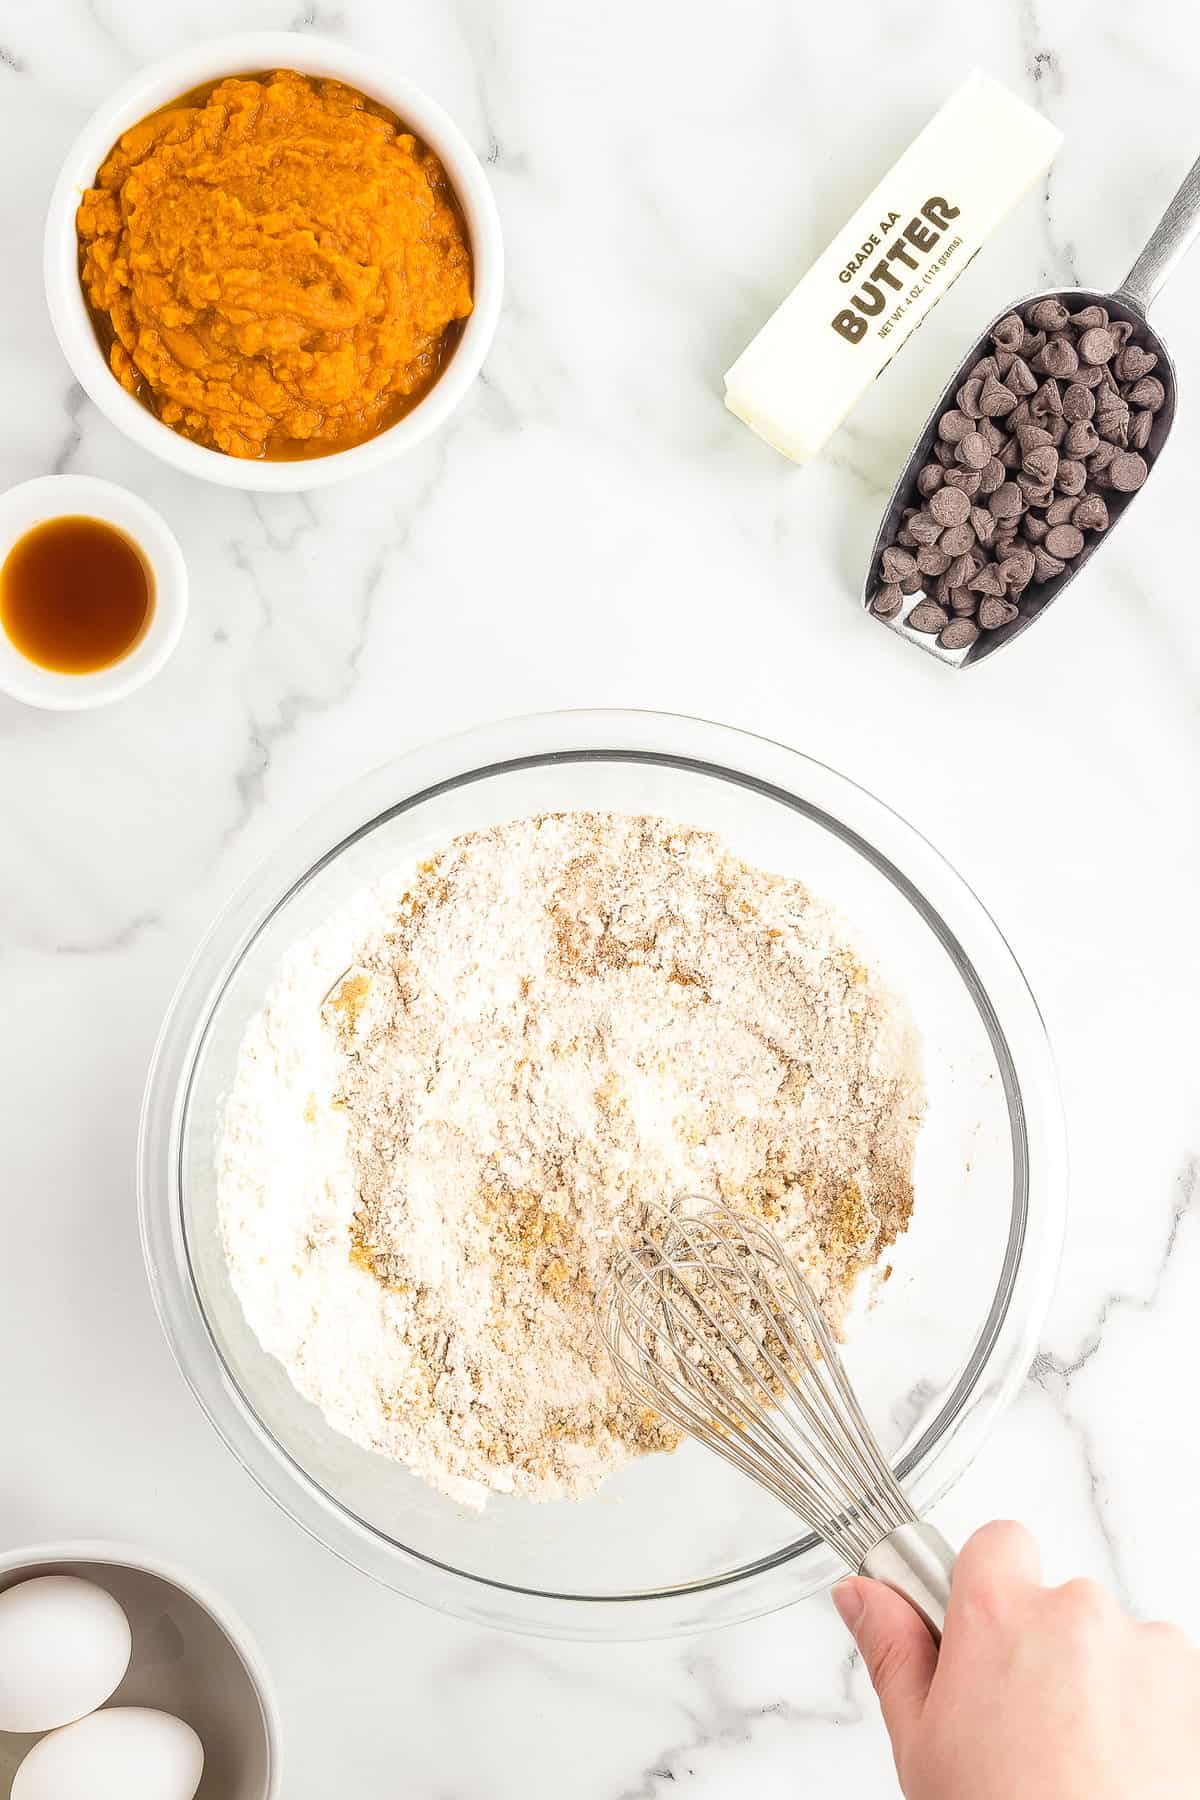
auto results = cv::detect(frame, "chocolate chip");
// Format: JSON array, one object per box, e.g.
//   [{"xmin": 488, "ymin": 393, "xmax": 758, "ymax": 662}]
[
  {"xmin": 1061, "ymin": 383, "xmax": 1096, "ymax": 422},
  {"xmin": 1030, "ymin": 298, "xmax": 1069, "ymax": 332},
  {"xmin": 948, "ymin": 588, "xmax": 978, "ymax": 614},
  {"xmin": 939, "ymin": 526, "xmax": 976, "ymax": 559},
  {"xmin": 899, "ymin": 573, "xmax": 923, "ymax": 594},
  {"xmin": 1015, "ymin": 422, "xmax": 1054, "ymax": 454},
  {"xmin": 956, "ymin": 377, "xmax": 986, "ymax": 419},
  {"xmin": 997, "ymin": 437, "xmax": 1022, "ymax": 469},
  {"xmin": 881, "ymin": 546, "xmax": 918, "ymax": 581},
  {"xmin": 1045, "ymin": 495, "xmax": 1077, "ymax": 526},
  {"xmin": 1054, "ymin": 458, "xmax": 1087, "ymax": 496},
  {"xmin": 916, "ymin": 463, "xmax": 944, "ymax": 498},
  {"xmin": 991, "ymin": 312, "xmax": 1025, "ymax": 351},
  {"xmin": 938, "ymin": 408, "xmax": 975, "ymax": 443},
  {"xmin": 980, "ymin": 372, "xmax": 1017, "ymax": 417},
  {"xmin": 1087, "ymin": 439, "xmax": 1119, "ymax": 477},
  {"xmin": 917, "ymin": 545, "xmax": 952, "ymax": 576},
  {"xmin": 969, "ymin": 562, "xmax": 1006, "ymax": 596},
  {"xmin": 1022, "ymin": 444, "xmax": 1059, "ymax": 485},
  {"xmin": 1108, "ymin": 450, "xmax": 1148, "ymax": 492},
  {"xmin": 1070, "ymin": 305, "xmax": 1108, "ymax": 331},
  {"xmin": 871, "ymin": 583, "xmax": 904, "ymax": 618},
  {"xmin": 1114, "ymin": 345, "xmax": 1157, "ymax": 381},
  {"xmin": 896, "ymin": 522, "xmax": 917, "ymax": 547},
  {"xmin": 1074, "ymin": 362, "xmax": 1106, "ymax": 389},
  {"xmin": 1030, "ymin": 547, "xmax": 1064, "ymax": 583},
  {"xmin": 956, "ymin": 430, "xmax": 993, "ymax": 470},
  {"xmin": 944, "ymin": 551, "xmax": 976, "ymax": 588},
  {"xmin": 1094, "ymin": 388, "xmax": 1130, "ymax": 437},
  {"xmin": 1031, "ymin": 378, "xmax": 1063, "ymax": 417},
  {"xmin": 907, "ymin": 602, "xmax": 949, "ymax": 634},
  {"xmin": 978, "ymin": 596, "xmax": 1018, "ymax": 630},
  {"xmin": 1125, "ymin": 375, "xmax": 1165, "ymax": 412},
  {"xmin": 1035, "ymin": 335, "xmax": 1079, "ymax": 378},
  {"xmin": 977, "ymin": 457, "xmax": 1006, "ymax": 496},
  {"xmin": 930, "ymin": 486, "xmax": 971, "ymax": 527},
  {"xmin": 934, "ymin": 441, "xmax": 957, "ymax": 467},
  {"xmin": 939, "ymin": 618, "xmax": 979, "ymax": 650},
  {"xmin": 989, "ymin": 481, "xmax": 1024, "ymax": 520},
  {"xmin": 1022, "ymin": 512, "xmax": 1050, "ymax": 543},
  {"xmin": 909, "ymin": 512, "xmax": 943, "ymax": 546},
  {"xmin": 1001, "ymin": 546, "xmax": 1036, "ymax": 588},
  {"xmin": 1005, "ymin": 356, "xmax": 1038, "ymax": 396},
  {"xmin": 1127, "ymin": 408, "xmax": 1153, "ymax": 451},
  {"xmin": 1072, "ymin": 494, "xmax": 1110, "ymax": 531},
  {"xmin": 1044, "ymin": 524, "xmax": 1084, "ymax": 559},
  {"xmin": 1078, "ymin": 326, "xmax": 1117, "ymax": 365},
  {"xmin": 969, "ymin": 505, "xmax": 994, "ymax": 542},
  {"xmin": 1064, "ymin": 420, "xmax": 1100, "ymax": 458},
  {"xmin": 943, "ymin": 467, "xmax": 983, "ymax": 496}
]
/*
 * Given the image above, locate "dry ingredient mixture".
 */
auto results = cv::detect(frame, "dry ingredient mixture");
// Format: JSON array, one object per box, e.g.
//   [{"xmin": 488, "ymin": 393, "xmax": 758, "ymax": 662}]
[{"xmin": 218, "ymin": 814, "xmax": 923, "ymax": 1507}]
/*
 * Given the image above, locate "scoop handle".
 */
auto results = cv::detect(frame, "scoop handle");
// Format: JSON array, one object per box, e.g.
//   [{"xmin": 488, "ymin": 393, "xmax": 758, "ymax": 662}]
[
  {"xmin": 859, "ymin": 1521, "xmax": 956, "ymax": 1646},
  {"xmin": 1117, "ymin": 151, "xmax": 1200, "ymax": 313}
]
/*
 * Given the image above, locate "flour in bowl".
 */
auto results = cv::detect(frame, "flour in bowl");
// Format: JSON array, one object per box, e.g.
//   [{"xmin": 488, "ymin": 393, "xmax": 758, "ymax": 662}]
[{"xmin": 217, "ymin": 813, "xmax": 923, "ymax": 1508}]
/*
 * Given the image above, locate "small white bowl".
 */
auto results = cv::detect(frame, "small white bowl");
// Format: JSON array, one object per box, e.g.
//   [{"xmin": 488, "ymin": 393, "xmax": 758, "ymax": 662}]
[
  {"xmin": 0, "ymin": 1541, "xmax": 281, "ymax": 1800},
  {"xmin": 0, "ymin": 475, "xmax": 187, "ymax": 710},
  {"xmin": 43, "ymin": 32, "xmax": 504, "ymax": 492}
]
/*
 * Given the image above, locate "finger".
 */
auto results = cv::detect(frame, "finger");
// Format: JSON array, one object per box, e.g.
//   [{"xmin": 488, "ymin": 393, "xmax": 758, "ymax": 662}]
[
  {"xmin": 947, "ymin": 1520, "xmax": 1042, "ymax": 1631},
  {"xmin": 955, "ymin": 1519, "xmax": 1042, "ymax": 1588},
  {"xmin": 834, "ymin": 1577, "xmax": 938, "ymax": 1758}
]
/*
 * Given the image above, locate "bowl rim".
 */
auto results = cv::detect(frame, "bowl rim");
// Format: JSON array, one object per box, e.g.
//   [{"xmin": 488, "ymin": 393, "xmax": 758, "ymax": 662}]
[
  {"xmin": 0, "ymin": 1538, "xmax": 282, "ymax": 1796},
  {"xmin": 137, "ymin": 708, "xmax": 1068, "ymax": 1639},
  {"xmin": 43, "ymin": 30, "xmax": 504, "ymax": 492}
]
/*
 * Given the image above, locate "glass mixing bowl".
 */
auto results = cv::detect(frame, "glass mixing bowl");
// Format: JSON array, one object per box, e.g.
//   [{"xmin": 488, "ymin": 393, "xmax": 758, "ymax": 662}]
[{"xmin": 138, "ymin": 711, "xmax": 1066, "ymax": 1639}]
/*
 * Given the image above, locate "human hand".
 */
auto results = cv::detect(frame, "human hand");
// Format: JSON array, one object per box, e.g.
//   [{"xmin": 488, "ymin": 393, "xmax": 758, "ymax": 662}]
[{"xmin": 833, "ymin": 1520, "xmax": 1200, "ymax": 1799}]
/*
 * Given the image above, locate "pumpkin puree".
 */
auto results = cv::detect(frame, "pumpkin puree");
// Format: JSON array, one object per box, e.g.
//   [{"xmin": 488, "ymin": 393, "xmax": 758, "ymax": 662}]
[{"xmin": 76, "ymin": 70, "xmax": 474, "ymax": 459}]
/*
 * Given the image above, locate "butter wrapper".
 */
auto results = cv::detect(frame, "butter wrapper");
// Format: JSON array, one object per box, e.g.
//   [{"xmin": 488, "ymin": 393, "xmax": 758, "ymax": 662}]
[{"xmin": 724, "ymin": 71, "xmax": 1062, "ymax": 464}]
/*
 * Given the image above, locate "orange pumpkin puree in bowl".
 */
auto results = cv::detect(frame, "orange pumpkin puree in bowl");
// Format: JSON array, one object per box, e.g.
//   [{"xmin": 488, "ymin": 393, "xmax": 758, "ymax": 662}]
[{"xmin": 76, "ymin": 70, "xmax": 474, "ymax": 460}]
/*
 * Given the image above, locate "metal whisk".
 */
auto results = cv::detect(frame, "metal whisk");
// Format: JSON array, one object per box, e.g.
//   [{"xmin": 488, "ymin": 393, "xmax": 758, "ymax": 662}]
[{"xmin": 602, "ymin": 1202, "xmax": 956, "ymax": 1640}]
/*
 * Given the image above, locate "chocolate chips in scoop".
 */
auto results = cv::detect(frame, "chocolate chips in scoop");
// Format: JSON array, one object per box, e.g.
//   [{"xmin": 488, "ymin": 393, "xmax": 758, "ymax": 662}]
[{"xmin": 870, "ymin": 299, "xmax": 1167, "ymax": 649}]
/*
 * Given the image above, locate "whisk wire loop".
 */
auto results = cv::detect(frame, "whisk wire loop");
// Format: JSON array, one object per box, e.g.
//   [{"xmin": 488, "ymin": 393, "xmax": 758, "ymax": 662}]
[{"xmin": 602, "ymin": 1201, "xmax": 919, "ymax": 1570}]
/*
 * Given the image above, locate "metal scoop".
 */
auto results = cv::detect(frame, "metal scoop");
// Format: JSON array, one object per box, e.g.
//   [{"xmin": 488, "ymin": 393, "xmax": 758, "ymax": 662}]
[{"xmin": 864, "ymin": 152, "xmax": 1200, "ymax": 666}]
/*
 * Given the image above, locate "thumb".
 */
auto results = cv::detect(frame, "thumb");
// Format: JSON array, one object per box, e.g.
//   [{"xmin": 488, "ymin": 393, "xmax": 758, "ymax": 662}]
[{"xmin": 834, "ymin": 1577, "xmax": 938, "ymax": 1754}]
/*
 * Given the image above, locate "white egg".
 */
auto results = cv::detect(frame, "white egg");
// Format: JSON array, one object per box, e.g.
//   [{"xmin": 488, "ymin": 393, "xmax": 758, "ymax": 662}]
[
  {"xmin": 12, "ymin": 1705, "xmax": 204, "ymax": 1800},
  {"xmin": 0, "ymin": 1575, "xmax": 132, "ymax": 1732}
]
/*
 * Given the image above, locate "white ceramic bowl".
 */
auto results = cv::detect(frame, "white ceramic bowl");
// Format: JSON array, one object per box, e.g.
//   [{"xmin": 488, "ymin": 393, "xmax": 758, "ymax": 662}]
[
  {"xmin": 0, "ymin": 1542, "xmax": 281, "ymax": 1798},
  {"xmin": 43, "ymin": 32, "xmax": 504, "ymax": 491},
  {"xmin": 0, "ymin": 475, "xmax": 187, "ymax": 710}
]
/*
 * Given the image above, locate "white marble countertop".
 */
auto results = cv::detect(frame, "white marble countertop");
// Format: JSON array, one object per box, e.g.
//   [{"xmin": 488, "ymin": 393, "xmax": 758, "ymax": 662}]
[{"xmin": 2, "ymin": 3, "xmax": 1199, "ymax": 1794}]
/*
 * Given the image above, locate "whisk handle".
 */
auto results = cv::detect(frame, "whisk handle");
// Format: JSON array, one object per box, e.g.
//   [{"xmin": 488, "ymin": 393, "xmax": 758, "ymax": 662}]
[{"xmin": 859, "ymin": 1522, "xmax": 956, "ymax": 1645}]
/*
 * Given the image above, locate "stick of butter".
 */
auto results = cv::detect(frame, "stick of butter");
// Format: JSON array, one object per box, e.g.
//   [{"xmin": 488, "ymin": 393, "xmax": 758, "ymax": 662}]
[{"xmin": 724, "ymin": 71, "xmax": 1063, "ymax": 464}]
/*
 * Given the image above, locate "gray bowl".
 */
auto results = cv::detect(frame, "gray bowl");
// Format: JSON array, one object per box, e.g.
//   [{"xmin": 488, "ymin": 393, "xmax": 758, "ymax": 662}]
[{"xmin": 0, "ymin": 1543, "xmax": 280, "ymax": 1799}]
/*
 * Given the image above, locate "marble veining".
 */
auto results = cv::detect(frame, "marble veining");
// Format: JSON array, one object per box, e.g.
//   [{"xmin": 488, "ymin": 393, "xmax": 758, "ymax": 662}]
[{"xmin": 2, "ymin": 2, "xmax": 1199, "ymax": 1795}]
